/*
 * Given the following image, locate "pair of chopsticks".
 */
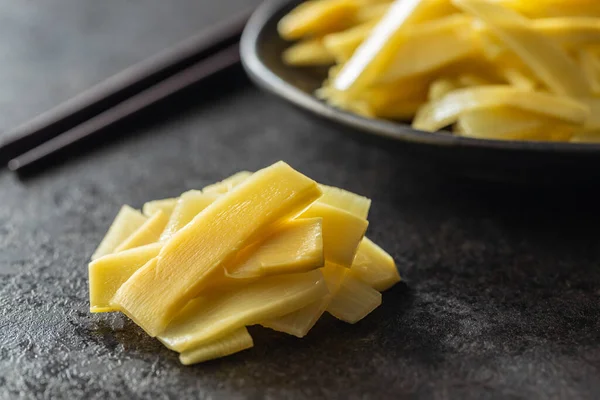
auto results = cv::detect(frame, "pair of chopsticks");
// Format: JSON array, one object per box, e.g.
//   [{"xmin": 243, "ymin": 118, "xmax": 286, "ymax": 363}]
[{"xmin": 0, "ymin": 9, "xmax": 253, "ymax": 173}]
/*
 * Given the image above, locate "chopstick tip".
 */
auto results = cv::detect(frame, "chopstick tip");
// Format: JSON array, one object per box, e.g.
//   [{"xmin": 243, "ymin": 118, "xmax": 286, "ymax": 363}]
[{"xmin": 7, "ymin": 158, "xmax": 21, "ymax": 171}]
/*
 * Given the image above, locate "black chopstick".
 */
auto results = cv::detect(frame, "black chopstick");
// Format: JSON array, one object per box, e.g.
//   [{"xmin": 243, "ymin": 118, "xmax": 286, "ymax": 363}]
[
  {"xmin": 8, "ymin": 43, "xmax": 241, "ymax": 172},
  {"xmin": 0, "ymin": 9, "xmax": 252, "ymax": 166}
]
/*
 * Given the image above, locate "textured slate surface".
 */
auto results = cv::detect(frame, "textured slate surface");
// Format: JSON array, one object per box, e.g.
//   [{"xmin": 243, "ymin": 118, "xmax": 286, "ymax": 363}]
[{"xmin": 1, "ymin": 1, "xmax": 600, "ymax": 399}]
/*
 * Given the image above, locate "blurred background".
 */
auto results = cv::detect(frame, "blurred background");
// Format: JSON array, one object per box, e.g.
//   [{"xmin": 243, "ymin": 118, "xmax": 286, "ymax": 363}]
[{"xmin": 0, "ymin": 0, "xmax": 261, "ymax": 140}]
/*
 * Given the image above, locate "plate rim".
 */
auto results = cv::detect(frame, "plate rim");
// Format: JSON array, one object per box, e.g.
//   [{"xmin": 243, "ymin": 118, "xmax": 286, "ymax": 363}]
[{"xmin": 240, "ymin": 0, "xmax": 600, "ymax": 155}]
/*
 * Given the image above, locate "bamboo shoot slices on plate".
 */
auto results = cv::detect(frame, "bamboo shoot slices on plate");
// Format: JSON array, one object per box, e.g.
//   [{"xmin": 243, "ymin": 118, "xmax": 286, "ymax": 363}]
[
  {"xmin": 88, "ymin": 162, "xmax": 401, "ymax": 364},
  {"xmin": 278, "ymin": 0, "xmax": 600, "ymax": 142},
  {"xmin": 412, "ymin": 86, "xmax": 589, "ymax": 132}
]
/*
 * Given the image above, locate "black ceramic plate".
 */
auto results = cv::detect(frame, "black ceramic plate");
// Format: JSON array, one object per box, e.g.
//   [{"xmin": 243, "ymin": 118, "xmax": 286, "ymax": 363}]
[{"xmin": 241, "ymin": 0, "xmax": 600, "ymax": 184}]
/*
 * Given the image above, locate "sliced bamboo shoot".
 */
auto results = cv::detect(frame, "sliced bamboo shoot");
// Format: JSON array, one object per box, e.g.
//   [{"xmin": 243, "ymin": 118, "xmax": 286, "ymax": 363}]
[
  {"xmin": 225, "ymin": 218, "xmax": 324, "ymax": 279},
  {"xmin": 412, "ymin": 86, "xmax": 589, "ymax": 132},
  {"xmin": 142, "ymin": 198, "xmax": 177, "ymax": 218},
  {"xmin": 88, "ymin": 243, "xmax": 162, "ymax": 313},
  {"xmin": 495, "ymin": 0, "xmax": 600, "ymax": 19},
  {"xmin": 261, "ymin": 298, "xmax": 329, "ymax": 338},
  {"xmin": 159, "ymin": 190, "xmax": 218, "ymax": 241},
  {"xmin": 113, "ymin": 210, "xmax": 169, "ymax": 253},
  {"xmin": 283, "ymin": 39, "xmax": 336, "ymax": 66},
  {"xmin": 91, "ymin": 205, "xmax": 147, "ymax": 260},
  {"xmin": 453, "ymin": 0, "xmax": 590, "ymax": 97},
  {"xmin": 570, "ymin": 131, "xmax": 600, "ymax": 143},
  {"xmin": 356, "ymin": 2, "xmax": 392, "ymax": 24},
  {"xmin": 159, "ymin": 270, "xmax": 328, "ymax": 351},
  {"xmin": 378, "ymin": 15, "xmax": 476, "ymax": 83},
  {"xmin": 299, "ymin": 202, "xmax": 368, "ymax": 267},
  {"xmin": 579, "ymin": 49, "xmax": 600, "ymax": 95},
  {"xmin": 533, "ymin": 18, "xmax": 600, "ymax": 48},
  {"xmin": 456, "ymin": 106, "xmax": 576, "ymax": 141},
  {"xmin": 179, "ymin": 328, "xmax": 254, "ymax": 365},
  {"xmin": 499, "ymin": 67, "xmax": 538, "ymax": 91},
  {"xmin": 582, "ymin": 97, "xmax": 600, "ymax": 129},
  {"xmin": 278, "ymin": 0, "xmax": 359, "ymax": 40},
  {"xmin": 350, "ymin": 238, "xmax": 400, "ymax": 291},
  {"xmin": 261, "ymin": 263, "xmax": 347, "ymax": 337},
  {"xmin": 428, "ymin": 78, "xmax": 460, "ymax": 101},
  {"xmin": 111, "ymin": 162, "xmax": 322, "ymax": 336},
  {"xmin": 318, "ymin": 185, "xmax": 371, "ymax": 219},
  {"xmin": 202, "ymin": 171, "xmax": 252, "ymax": 195},
  {"xmin": 334, "ymin": 0, "xmax": 456, "ymax": 92},
  {"xmin": 327, "ymin": 274, "xmax": 382, "ymax": 323},
  {"xmin": 323, "ymin": 21, "xmax": 376, "ymax": 63}
]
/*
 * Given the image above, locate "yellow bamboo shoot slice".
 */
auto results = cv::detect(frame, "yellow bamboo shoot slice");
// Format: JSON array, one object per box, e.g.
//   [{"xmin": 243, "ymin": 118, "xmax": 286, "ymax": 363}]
[
  {"xmin": 457, "ymin": 74, "xmax": 495, "ymax": 88},
  {"xmin": 453, "ymin": 0, "xmax": 589, "ymax": 97},
  {"xmin": 91, "ymin": 205, "xmax": 148, "ymax": 260},
  {"xmin": 323, "ymin": 21, "xmax": 376, "ymax": 63},
  {"xmin": 278, "ymin": 0, "xmax": 359, "ymax": 40},
  {"xmin": 261, "ymin": 298, "xmax": 329, "ymax": 338},
  {"xmin": 179, "ymin": 328, "xmax": 254, "ymax": 365},
  {"xmin": 327, "ymin": 274, "xmax": 382, "ymax": 323},
  {"xmin": 263, "ymin": 265, "xmax": 348, "ymax": 336},
  {"xmin": 373, "ymin": 100, "xmax": 423, "ymax": 120},
  {"xmin": 323, "ymin": 74, "xmax": 429, "ymax": 117},
  {"xmin": 261, "ymin": 263, "xmax": 347, "ymax": 337},
  {"xmin": 88, "ymin": 243, "xmax": 162, "ymax": 313},
  {"xmin": 456, "ymin": 107, "xmax": 575, "ymax": 141},
  {"xmin": 350, "ymin": 237, "xmax": 400, "ymax": 291},
  {"xmin": 413, "ymin": 86, "xmax": 589, "ymax": 132},
  {"xmin": 378, "ymin": 15, "xmax": 476, "ymax": 84},
  {"xmin": 499, "ymin": 67, "xmax": 537, "ymax": 91},
  {"xmin": 159, "ymin": 190, "xmax": 218, "ymax": 241},
  {"xmin": 318, "ymin": 185, "xmax": 371, "ymax": 219},
  {"xmin": 159, "ymin": 270, "xmax": 328, "ymax": 351},
  {"xmin": 429, "ymin": 79, "xmax": 460, "ymax": 101},
  {"xmin": 476, "ymin": 24, "xmax": 508, "ymax": 61},
  {"xmin": 283, "ymin": 38, "xmax": 336, "ymax": 66},
  {"xmin": 225, "ymin": 218, "xmax": 324, "ymax": 279},
  {"xmin": 299, "ymin": 202, "xmax": 368, "ymax": 267},
  {"xmin": 494, "ymin": 0, "xmax": 600, "ymax": 19},
  {"xmin": 477, "ymin": 18, "xmax": 600, "ymax": 57},
  {"xmin": 356, "ymin": 2, "xmax": 392, "ymax": 24},
  {"xmin": 582, "ymin": 98, "xmax": 600, "ymax": 130},
  {"xmin": 202, "ymin": 171, "xmax": 252, "ymax": 195},
  {"xmin": 112, "ymin": 161, "xmax": 322, "ymax": 336},
  {"xmin": 570, "ymin": 132, "xmax": 600, "ymax": 143},
  {"xmin": 142, "ymin": 198, "xmax": 177, "ymax": 218},
  {"xmin": 579, "ymin": 49, "xmax": 600, "ymax": 95},
  {"xmin": 364, "ymin": 76, "xmax": 430, "ymax": 108},
  {"xmin": 113, "ymin": 210, "xmax": 169, "ymax": 253},
  {"xmin": 533, "ymin": 18, "xmax": 600, "ymax": 47},
  {"xmin": 162, "ymin": 173, "xmax": 251, "ymax": 241},
  {"xmin": 334, "ymin": 0, "xmax": 456, "ymax": 92}
]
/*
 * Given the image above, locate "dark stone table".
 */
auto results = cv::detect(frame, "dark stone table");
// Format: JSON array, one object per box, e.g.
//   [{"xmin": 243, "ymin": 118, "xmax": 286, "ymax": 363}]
[{"xmin": 1, "ymin": 1, "xmax": 599, "ymax": 399}]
